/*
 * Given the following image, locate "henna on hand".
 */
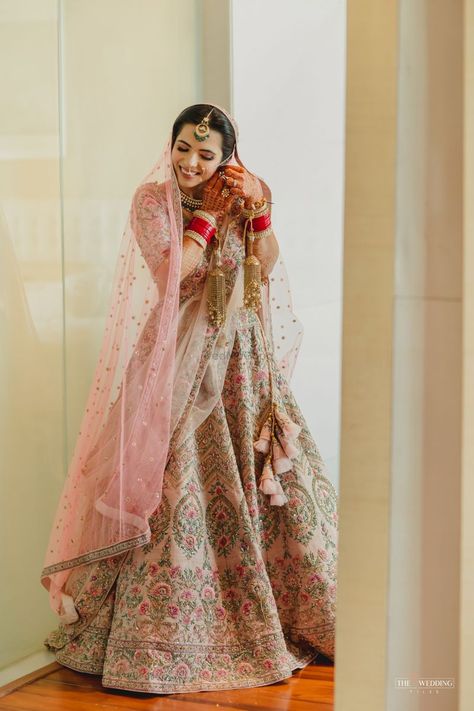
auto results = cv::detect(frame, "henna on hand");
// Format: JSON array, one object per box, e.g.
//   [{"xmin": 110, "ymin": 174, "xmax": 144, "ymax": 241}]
[{"xmin": 202, "ymin": 167, "xmax": 245, "ymax": 221}]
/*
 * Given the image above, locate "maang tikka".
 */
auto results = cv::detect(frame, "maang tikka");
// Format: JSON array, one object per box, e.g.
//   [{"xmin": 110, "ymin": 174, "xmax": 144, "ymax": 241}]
[{"xmin": 194, "ymin": 108, "xmax": 214, "ymax": 142}]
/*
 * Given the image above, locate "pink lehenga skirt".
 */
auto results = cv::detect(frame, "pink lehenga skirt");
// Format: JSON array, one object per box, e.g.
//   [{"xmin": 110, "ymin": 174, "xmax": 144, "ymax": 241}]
[{"xmin": 43, "ymin": 236, "xmax": 338, "ymax": 695}]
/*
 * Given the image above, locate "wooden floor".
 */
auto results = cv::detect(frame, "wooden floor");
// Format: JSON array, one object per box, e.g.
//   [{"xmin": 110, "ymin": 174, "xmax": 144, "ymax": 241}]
[{"xmin": 0, "ymin": 657, "xmax": 334, "ymax": 710}]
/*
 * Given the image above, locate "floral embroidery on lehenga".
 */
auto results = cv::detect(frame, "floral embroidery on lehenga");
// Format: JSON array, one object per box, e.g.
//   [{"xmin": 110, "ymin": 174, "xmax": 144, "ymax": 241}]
[{"xmin": 43, "ymin": 216, "xmax": 339, "ymax": 694}]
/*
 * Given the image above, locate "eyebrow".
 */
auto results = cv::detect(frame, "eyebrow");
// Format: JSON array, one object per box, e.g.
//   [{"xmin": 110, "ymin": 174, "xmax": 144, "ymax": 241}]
[{"xmin": 177, "ymin": 138, "xmax": 216, "ymax": 156}]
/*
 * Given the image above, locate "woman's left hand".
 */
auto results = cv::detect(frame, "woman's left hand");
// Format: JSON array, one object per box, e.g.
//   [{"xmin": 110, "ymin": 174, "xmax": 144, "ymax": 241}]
[{"xmin": 220, "ymin": 167, "xmax": 264, "ymax": 217}]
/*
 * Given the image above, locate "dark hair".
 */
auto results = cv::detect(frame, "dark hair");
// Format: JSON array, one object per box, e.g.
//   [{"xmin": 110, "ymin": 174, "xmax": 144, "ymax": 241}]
[{"xmin": 171, "ymin": 104, "xmax": 236, "ymax": 164}]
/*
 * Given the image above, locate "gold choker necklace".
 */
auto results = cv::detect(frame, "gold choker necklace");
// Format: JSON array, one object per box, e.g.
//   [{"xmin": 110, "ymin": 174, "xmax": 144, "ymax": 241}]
[{"xmin": 179, "ymin": 188, "xmax": 203, "ymax": 211}]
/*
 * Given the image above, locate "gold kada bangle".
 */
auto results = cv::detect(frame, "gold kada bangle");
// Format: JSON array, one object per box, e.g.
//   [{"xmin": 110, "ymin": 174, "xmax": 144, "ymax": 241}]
[
  {"xmin": 249, "ymin": 225, "xmax": 273, "ymax": 240},
  {"xmin": 241, "ymin": 198, "xmax": 268, "ymax": 219},
  {"xmin": 184, "ymin": 229, "xmax": 208, "ymax": 249}
]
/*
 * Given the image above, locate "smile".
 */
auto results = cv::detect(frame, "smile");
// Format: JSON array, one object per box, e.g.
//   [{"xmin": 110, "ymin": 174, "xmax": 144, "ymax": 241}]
[{"xmin": 180, "ymin": 167, "xmax": 200, "ymax": 178}]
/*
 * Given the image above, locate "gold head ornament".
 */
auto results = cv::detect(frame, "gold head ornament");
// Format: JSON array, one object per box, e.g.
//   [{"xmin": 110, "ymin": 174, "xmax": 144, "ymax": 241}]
[{"xmin": 194, "ymin": 108, "xmax": 214, "ymax": 142}]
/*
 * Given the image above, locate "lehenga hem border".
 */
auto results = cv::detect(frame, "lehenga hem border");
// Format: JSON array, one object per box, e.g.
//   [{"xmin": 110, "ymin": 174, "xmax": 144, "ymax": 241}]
[
  {"xmin": 41, "ymin": 533, "xmax": 148, "ymax": 577},
  {"xmin": 53, "ymin": 650, "xmax": 321, "ymax": 695}
]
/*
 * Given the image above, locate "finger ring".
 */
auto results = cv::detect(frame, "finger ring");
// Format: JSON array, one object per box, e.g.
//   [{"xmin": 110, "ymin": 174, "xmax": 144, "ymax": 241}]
[{"xmin": 221, "ymin": 187, "xmax": 230, "ymax": 197}]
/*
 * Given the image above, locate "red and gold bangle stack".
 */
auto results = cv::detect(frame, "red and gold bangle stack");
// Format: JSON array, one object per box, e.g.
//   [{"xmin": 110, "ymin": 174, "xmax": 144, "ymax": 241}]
[
  {"xmin": 184, "ymin": 209, "xmax": 217, "ymax": 248},
  {"xmin": 242, "ymin": 199, "xmax": 273, "ymax": 239}
]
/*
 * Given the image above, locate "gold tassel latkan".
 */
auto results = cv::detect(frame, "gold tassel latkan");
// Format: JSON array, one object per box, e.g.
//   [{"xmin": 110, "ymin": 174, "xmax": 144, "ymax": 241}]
[
  {"xmin": 243, "ymin": 217, "xmax": 262, "ymax": 311},
  {"xmin": 207, "ymin": 236, "xmax": 226, "ymax": 327}
]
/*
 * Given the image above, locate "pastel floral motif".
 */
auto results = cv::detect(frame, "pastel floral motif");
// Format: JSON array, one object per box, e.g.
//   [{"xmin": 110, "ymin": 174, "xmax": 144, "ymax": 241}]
[
  {"xmin": 139, "ymin": 600, "xmax": 150, "ymax": 615},
  {"xmin": 151, "ymin": 582, "xmax": 171, "ymax": 597},
  {"xmin": 241, "ymin": 600, "xmax": 254, "ymax": 616},
  {"xmin": 206, "ymin": 494, "xmax": 239, "ymax": 556},
  {"xmin": 173, "ymin": 491, "xmax": 204, "ymax": 557},
  {"xmin": 237, "ymin": 662, "xmax": 254, "ymax": 675},
  {"xmin": 148, "ymin": 562, "xmax": 160, "ymax": 576},
  {"xmin": 184, "ymin": 534, "xmax": 196, "ymax": 549},
  {"xmin": 114, "ymin": 660, "xmax": 130, "ymax": 673},
  {"xmin": 174, "ymin": 663, "xmax": 191, "ymax": 678},
  {"xmin": 202, "ymin": 586, "xmax": 216, "ymax": 600},
  {"xmin": 218, "ymin": 535, "xmax": 229, "ymax": 549},
  {"xmin": 180, "ymin": 588, "xmax": 195, "ymax": 600},
  {"xmin": 168, "ymin": 604, "xmax": 180, "ymax": 618},
  {"xmin": 222, "ymin": 256, "xmax": 236, "ymax": 269}
]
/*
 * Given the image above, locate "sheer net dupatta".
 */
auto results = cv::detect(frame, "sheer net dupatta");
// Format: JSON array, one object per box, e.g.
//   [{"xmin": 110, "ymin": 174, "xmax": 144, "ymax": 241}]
[
  {"xmin": 233, "ymin": 143, "xmax": 304, "ymax": 381},
  {"xmin": 40, "ymin": 138, "xmax": 187, "ymax": 623}
]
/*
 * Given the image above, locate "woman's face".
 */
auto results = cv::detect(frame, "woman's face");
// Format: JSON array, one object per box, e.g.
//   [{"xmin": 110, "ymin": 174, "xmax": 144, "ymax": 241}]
[{"xmin": 171, "ymin": 122, "xmax": 225, "ymax": 195}]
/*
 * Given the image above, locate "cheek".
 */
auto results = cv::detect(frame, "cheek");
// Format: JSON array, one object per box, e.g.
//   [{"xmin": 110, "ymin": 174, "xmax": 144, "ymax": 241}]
[{"xmin": 202, "ymin": 163, "xmax": 218, "ymax": 180}]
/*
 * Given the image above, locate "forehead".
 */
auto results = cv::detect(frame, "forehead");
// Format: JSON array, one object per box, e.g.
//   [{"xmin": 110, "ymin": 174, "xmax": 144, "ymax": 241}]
[{"xmin": 176, "ymin": 122, "xmax": 223, "ymax": 153}]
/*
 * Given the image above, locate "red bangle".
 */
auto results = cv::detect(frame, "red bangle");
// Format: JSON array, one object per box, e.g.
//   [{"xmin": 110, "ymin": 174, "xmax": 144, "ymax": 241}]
[
  {"xmin": 251, "ymin": 212, "xmax": 271, "ymax": 233},
  {"xmin": 187, "ymin": 215, "xmax": 216, "ymax": 244}
]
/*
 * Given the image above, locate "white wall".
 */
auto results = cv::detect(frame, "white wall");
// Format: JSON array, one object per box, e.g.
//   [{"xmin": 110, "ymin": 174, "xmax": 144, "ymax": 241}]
[
  {"xmin": 231, "ymin": 0, "xmax": 346, "ymax": 487},
  {"xmin": 0, "ymin": 0, "xmax": 203, "ymax": 680}
]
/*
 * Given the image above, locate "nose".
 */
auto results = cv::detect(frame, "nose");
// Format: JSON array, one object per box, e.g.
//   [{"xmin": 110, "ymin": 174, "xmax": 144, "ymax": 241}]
[{"xmin": 187, "ymin": 153, "xmax": 199, "ymax": 168}]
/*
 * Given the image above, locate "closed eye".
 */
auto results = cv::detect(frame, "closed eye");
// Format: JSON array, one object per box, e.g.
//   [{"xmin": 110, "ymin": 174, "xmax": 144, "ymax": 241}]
[{"xmin": 177, "ymin": 148, "xmax": 213, "ymax": 161}]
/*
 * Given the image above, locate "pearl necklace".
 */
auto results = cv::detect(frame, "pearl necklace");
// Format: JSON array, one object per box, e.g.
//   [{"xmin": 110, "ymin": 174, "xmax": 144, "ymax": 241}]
[{"xmin": 179, "ymin": 187, "xmax": 202, "ymax": 211}]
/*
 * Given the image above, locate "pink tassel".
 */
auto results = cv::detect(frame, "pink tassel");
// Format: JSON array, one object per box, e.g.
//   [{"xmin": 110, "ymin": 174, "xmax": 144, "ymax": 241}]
[
  {"xmin": 270, "ymin": 479, "xmax": 288, "ymax": 507},
  {"xmin": 271, "ymin": 439, "xmax": 293, "ymax": 474},
  {"xmin": 253, "ymin": 416, "xmax": 272, "ymax": 454},
  {"xmin": 270, "ymin": 493, "xmax": 288, "ymax": 506},
  {"xmin": 275, "ymin": 407, "xmax": 302, "ymax": 439},
  {"xmin": 60, "ymin": 593, "xmax": 79, "ymax": 624},
  {"xmin": 260, "ymin": 477, "xmax": 280, "ymax": 495},
  {"xmin": 278, "ymin": 433, "xmax": 300, "ymax": 459},
  {"xmin": 254, "ymin": 438, "xmax": 271, "ymax": 454},
  {"xmin": 259, "ymin": 459, "xmax": 279, "ymax": 495}
]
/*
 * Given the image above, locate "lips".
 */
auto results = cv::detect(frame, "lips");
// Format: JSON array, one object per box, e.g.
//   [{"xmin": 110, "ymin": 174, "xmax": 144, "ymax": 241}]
[{"xmin": 180, "ymin": 167, "xmax": 199, "ymax": 178}]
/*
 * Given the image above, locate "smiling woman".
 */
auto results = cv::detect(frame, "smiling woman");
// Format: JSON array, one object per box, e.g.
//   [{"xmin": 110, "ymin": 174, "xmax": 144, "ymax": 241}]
[{"xmin": 40, "ymin": 102, "xmax": 338, "ymax": 695}]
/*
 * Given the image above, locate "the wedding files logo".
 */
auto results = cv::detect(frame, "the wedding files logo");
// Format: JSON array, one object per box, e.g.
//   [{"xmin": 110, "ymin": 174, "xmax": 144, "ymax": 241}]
[{"xmin": 395, "ymin": 676, "xmax": 455, "ymax": 694}]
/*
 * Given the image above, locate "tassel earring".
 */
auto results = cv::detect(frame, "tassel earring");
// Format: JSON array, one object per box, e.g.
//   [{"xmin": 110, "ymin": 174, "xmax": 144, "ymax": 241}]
[
  {"xmin": 207, "ymin": 232, "xmax": 226, "ymax": 327},
  {"xmin": 243, "ymin": 215, "xmax": 262, "ymax": 311}
]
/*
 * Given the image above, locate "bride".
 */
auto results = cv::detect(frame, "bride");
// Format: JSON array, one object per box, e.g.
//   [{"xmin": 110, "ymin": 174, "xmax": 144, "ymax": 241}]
[{"xmin": 41, "ymin": 102, "xmax": 338, "ymax": 694}]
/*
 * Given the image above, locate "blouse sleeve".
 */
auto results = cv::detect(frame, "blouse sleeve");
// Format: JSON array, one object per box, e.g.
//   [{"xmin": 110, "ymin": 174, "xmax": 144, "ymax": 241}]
[{"xmin": 131, "ymin": 182, "xmax": 171, "ymax": 281}]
